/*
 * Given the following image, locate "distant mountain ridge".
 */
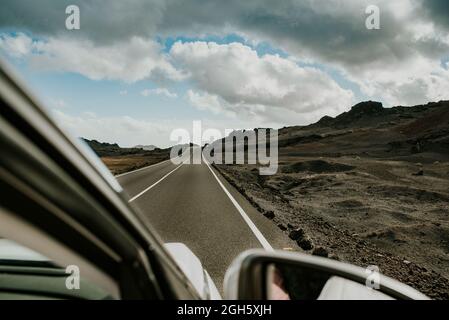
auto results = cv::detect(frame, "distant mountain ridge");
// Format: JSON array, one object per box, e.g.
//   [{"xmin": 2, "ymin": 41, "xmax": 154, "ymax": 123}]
[
  {"xmin": 277, "ymin": 100, "xmax": 449, "ymax": 161},
  {"xmin": 312, "ymin": 100, "xmax": 448, "ymax": 129},
  {"xmin": 85, "ymin": 100, "xmax": 449, "ymax": 162},
  {"xmin": 82, "ymin": 139, "xmax": 165, "ymax": 157},
  {"xmin": 206, "ymin": 100, "xmax": 449, "ymax": 163}
]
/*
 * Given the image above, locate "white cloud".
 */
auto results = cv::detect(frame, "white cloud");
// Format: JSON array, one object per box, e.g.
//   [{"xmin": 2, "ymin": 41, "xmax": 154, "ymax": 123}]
[
  {"xmin": 2, "ymin": 1, "xmax": 449, "ymax": 109},
  {"xmin": 172, "ymin": 41, "xmax": 354, "ymax": 124},
  {"xmin": 2, "ymin": 0, "xmax": 449, "ymax": 126},
  {"xmin": 51, "ymin": 110, "xmax": 181, "ymax": 148},
  {"xmin": 344, "ymin": 51, "xmax": 449, "ymax": 106},
  {"xmin": 187, "ymin": 90, "xmax": 233, "ymax": 115},
  {"xmin": 48, "ymin": 98, "xmax": 67, "ymax": 108},
  {"xmin": 141, "ymin": 87, "xmax": 178, "ymax": 98},
  {"xmin": 119, "ymin": 90, "xmax": 128, "ymax": 95},
  {"xmin": 1, "ymin": 33, "xmax": 185, "ymax": 83},
  {"xmin": 0, "ymin": 32, "xmax": 32, "ymax": 58}
]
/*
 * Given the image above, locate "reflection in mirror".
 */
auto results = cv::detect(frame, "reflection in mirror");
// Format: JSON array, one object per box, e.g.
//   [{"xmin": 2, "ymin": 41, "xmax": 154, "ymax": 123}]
[{"xmin": 266, "ymin": 263, "xmax": 394, "ymax": 300}]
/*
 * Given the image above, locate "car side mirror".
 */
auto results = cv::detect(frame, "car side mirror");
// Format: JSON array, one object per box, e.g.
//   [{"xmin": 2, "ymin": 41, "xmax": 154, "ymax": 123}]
[{"xmin": 224, "ymin": 249, "xmax": 429, "ymax": 300}]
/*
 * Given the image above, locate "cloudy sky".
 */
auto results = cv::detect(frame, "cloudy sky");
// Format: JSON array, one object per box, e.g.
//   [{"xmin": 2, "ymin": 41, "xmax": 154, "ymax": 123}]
[{"xmin": 1, "ymin": 0, "xmax": 448, "ymax": 147}]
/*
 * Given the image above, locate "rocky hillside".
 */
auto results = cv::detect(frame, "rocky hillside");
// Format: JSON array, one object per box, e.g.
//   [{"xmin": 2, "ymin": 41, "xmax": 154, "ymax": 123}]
[
  {"xmin": 213, "ymin": 100, "xmax": 449, "ymax": 299},
  {"xmin": 82, "ymin": 139, "xmax": 154, "ymax": 157},
  {"xmin": 277, "ymin": 100, "xmax": 449, "ymax": 162}
]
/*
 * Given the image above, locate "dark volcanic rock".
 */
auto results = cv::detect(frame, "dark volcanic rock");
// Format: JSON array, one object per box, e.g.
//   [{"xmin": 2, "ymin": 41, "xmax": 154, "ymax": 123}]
[
  {"xmin": 277, "ymin": 224, "xmax": 287, "ymax": 231},
  {"xmin": 316, "ymin": 115, "xmax": 334, "ymax": 126},
  {"xmin": 314, "ymin": 101, "xmax": 384, "ymax": 128},
  {"xmin": 350, "ymin": 101, "xmax": 383, "ymax": 114},
  {"xmin": 312, "ymin": 247, "xmax": 329, "ymax": 257},
  {"xmin": 297, "ymin": 236, "xmax": 314, "ymax": 250},
  {"xmin": 282, "ymin": 160, "xmax": 355, "ymax": 174},
  {"xmin": 264, "ymin": 210, "xmax": 275, "ymax": 219},
  {"xmin": 329, "ymin": 101, "xmax": 384, "ymax": 127},
  {"xmin": 288, "ymin": 228, "xmax": 305, "ymax": 240}
]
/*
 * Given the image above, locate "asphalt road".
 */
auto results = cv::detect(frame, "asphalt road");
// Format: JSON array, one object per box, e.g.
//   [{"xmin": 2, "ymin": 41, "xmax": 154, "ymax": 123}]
[{"xmin": 116, "ymin": 148, "xmax": 294, "ymax": 292}]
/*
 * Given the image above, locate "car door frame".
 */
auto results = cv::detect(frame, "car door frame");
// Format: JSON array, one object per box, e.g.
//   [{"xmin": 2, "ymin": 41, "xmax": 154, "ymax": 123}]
[{"xmin": 0, "ymin": 60, "xmax": 202, "ymax": 300}]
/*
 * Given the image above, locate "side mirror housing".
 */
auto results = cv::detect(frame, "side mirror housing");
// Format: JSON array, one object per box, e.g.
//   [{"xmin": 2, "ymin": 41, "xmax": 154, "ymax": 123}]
[{"xmin": 224, "ymin": 249, "xmax": 429, "ymax": 300}]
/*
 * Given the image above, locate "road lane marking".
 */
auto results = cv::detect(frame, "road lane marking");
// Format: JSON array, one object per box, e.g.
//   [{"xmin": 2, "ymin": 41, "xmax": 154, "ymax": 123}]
[
  {"xmin": 128, "ymin": 163, "xmax": 183, "ymax": 202},
  {"xmin": 202, "ymin": 155, "xmax": 274, "ymax": 251},
  {"xmin": 115, "ymin": 159, "xmax": 170, "ymax": 178}
]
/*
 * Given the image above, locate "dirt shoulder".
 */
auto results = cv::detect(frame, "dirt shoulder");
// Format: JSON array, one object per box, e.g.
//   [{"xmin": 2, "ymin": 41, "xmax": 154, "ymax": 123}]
[{"xmin": 214, "ymin": 157, "xmax": 449, "ymax": 299}]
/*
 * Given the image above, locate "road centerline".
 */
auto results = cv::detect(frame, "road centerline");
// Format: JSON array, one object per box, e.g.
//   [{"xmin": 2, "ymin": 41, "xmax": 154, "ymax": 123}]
[
  {"xmin": 202, "ymin": 154, "xmax": 274, "ymax": 251},
  {"xmin": 128, "ymin": 163, "xmax": 183, "ymax": 202}
]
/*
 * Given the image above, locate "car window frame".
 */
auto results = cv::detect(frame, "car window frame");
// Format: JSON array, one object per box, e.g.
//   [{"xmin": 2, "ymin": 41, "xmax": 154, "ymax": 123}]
[{"xmin": 0, "ymin": 59, "xmax": 202, "ymax": 300}]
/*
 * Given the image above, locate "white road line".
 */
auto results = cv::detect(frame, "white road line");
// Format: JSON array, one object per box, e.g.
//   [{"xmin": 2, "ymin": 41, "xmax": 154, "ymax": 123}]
[
  {"xmin": 115, "ymin": 159, "xmax": 170, "ymax": 178},
  {"xmin": 128, "ymin": 164, "xmax": 183, "ymax": 202},
  {"xmin": 202, "ymin": 155, "xmax": 274, "ymax": 251}
]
